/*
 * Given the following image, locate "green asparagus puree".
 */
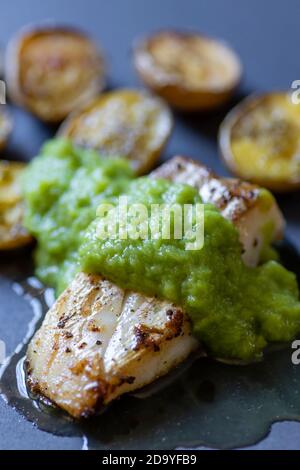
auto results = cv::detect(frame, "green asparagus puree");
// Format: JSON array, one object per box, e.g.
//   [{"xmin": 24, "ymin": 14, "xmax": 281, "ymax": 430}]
[
  {"xmin": 23, "ymin": 139, "xmax": 135, "ymax": 293},
  {"xmin": 24, "ymin": 139, "xmax": 300, "ymax": 361}
]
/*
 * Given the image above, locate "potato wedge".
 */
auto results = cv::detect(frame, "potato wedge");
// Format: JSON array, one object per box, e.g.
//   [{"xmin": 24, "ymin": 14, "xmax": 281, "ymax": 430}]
[
  {"xmin": 133, "ymin": 31, "xmax": 242, "ymax": 111},
  {"xmin": 0, "ymin": 160, "xmax": 32, "ymax": 249},
  {"xmin": 0, "ymin": 108, "xmax": 12, "ymax": 151},
  {"xmin": 5, "ymin": 25, "xmax": 105, "ymax": 122},
  {"xmin": 58, "ymin": 89, "xmax": 173, "ymax": 174},
  {"xmin": 0, "ymin": 47, "xmax": 4, "ymax": 78},
  {"xmin": 219, "ymin": 92, "xmax": 300, "ymax": 192}
]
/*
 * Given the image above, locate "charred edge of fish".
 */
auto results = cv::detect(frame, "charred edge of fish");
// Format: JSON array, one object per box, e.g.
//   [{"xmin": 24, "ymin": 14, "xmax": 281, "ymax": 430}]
[
  {"xmin": 133, "ymin": 325, "xmax": 162, "ymax": 352},
  {"xmin": 165, "ymin": 308, "xmax": 184, "ymax": 339}
]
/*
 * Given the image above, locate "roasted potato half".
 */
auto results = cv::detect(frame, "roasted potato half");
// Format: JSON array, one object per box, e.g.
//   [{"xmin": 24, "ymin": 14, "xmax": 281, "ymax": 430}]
[
  {"xmin": 133, "ymin": 31, "xmax": 242, "ymax": 111},
  {"xmin": 219, "ymin": 92, "xmax": 300, "ymax": 192},
  {"xmin": 0, "ymin": 161, "xmax": 32, "ymax": 250},
  {"xmin": 5, "ymin": 25, "xmax": 105, "ymax": 122},
  {"xmin": 59, "ymin": 89, "xmax": 173, "ymax": 174},
  {"xmin": 0, "ymin": 47, "xmax": 4, "ymax": 78},
  {"xmin": 0, "ymin": 108, "xmax": 13, "ymax": 151}
]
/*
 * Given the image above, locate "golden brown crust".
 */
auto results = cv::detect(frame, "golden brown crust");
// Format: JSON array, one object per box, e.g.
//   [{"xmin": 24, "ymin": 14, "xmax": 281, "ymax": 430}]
[
  {"xmin": 133, "ymin": 30, "xmax": 242, "ymax": 111},
  {"xmin": 0, "ymin": 108, "xmax": 13, "ymax": 151},
  {"xmin": 0, "ymin": 160, "xmax": 32, "ymax": 250},
  {"xmin": 5, "ymin": 24, "xmax": 105, "ymax": 122},
  {"xmin": 132, "ymin": 308, "xmax": 183, "ymax": 352},
  {"xmin": 58, "ymin": 89, "xmax": 173, "ymax": 174}
]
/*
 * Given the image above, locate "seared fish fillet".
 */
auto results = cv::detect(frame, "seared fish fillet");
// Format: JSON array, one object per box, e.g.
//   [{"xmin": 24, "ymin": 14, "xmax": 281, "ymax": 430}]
[
  {"xmin": 27, "ymin": 157, "xmax": 285, "ymax": 418},
  {"xmin": 27, "ymin": 272, "xmax": 197, "ymax": 417},
  {"xmin": 152, "ymin": 156, "xmax": 284, "ymax": 266}
]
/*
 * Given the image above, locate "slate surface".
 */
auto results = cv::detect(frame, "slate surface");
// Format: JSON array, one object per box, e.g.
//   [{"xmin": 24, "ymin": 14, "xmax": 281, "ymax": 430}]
[{"xmin": 0, "ymin": 0, "xmax": 299, "ymax": 450}]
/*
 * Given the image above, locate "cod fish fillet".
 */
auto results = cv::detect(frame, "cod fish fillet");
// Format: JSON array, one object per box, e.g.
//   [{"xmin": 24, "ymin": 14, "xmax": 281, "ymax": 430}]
[
  {"xmin": 26, "ymin": 157, "xmax": 285, "ymax": 418},
  {"xmin": 152, "ymin": 156, "xmax": 284, "ymax": 266},
  {"xmin": 27, "ymin": 272, "xmax": 197, "ymax": 418}
]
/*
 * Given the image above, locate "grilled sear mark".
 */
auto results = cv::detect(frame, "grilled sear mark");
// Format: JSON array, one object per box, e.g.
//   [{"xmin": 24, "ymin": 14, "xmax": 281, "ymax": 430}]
[{"xmin": 151, "ymin": 156, "xmax": 284, "ymax": 266}]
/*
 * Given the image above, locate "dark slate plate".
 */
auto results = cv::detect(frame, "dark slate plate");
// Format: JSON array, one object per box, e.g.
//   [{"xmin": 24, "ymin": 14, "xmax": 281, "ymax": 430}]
[
  {"xmin": 1, "ymin": 240, "xmax": 300, "ymax": 451},
  {"xmin": 0, "ymin": 0, "xmax": 300, "ymax": 450}
]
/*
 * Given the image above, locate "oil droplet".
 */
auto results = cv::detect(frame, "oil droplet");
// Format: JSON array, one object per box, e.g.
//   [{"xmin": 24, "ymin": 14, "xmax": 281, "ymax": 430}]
[
  {"xmin": 16, "ymin": 356, "xmax": 29, "ymax": 400},
  {"xmin": 82, "ymin": 435, "xmax": 89, "ymax": 450},
  {"xmin": 0, "ymin": 278, "xmax": 47, "ymax": 402}
]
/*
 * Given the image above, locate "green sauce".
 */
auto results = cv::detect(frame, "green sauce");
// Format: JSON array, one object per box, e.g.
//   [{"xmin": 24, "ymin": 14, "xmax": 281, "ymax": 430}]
[
  {"xmin": 23, "ymin": 138, "xmax": 134, "ymax": 293},
  {"xmin": 23, "ymin": 138, "xmax": 300, "ymax": 361}
]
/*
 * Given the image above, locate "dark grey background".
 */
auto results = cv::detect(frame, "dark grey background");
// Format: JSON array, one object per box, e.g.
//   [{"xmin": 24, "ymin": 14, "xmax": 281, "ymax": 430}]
[{"xmin": 0, "ymin": 0, "xmax": 299, "ymax": 450}]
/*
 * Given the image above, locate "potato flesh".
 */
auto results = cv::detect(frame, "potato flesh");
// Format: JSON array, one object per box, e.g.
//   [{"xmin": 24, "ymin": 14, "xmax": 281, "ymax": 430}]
[
  {"xmin": 0, "ymin": 161, "xmax": 31, "ymax": 249},
  {"xmin": 147, "ymin": 33, "xmax": 239, "ymax": 90},
  {"xmin": 231, "ymin": 94, "xmax": 300, "ymax": 186},
  {"xmin": 134, "ymin": 32, "xmax": 241, "ymax": 111},
  {"xmin": 59, "ymin": 90, "xmax": 173, "ymax": 174}
]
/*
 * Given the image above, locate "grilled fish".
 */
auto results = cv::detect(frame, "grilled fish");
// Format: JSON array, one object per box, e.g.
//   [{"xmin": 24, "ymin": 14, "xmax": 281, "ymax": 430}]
[
  {"xmin": 152, "ymin": 156, "xmax": 284, "ymax": 266},
  {"xmin": 26, "ymin": 157, "xmax": 285, "ymax": 417},
  {"xmin": 27, "ymin": 272, "xmax": 197, "ymax": 417}
]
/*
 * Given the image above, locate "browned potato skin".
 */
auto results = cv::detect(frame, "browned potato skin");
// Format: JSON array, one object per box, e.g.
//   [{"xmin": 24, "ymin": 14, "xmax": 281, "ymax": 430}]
[
  {"xmin": 5, "ymin": 25, "xmax": 105, "ymax": 122},
  {"xmin": 0, "ymin": 108, "xmax": 13, "ymax": 151},
  {"xmin": 133, "ymin": 31, "xmax": 242, "ymax": 111},
  {"xmin": 0, "ymin": 47, "xmax": 4, "ymax": 78},
  {"xmin": 58, "ymin": 89, "xmax": 173, "ymax": 174},
  {"xmin": 0, "ymin": 161, "xmax": 32, "ymax": 250},
  {"xmin": 219, "ymin": 93, "xmax": 300, "ymax": 192}
]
